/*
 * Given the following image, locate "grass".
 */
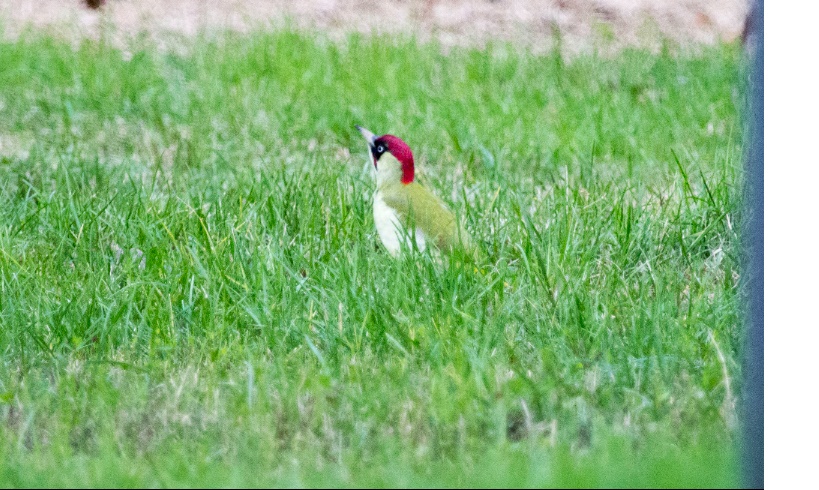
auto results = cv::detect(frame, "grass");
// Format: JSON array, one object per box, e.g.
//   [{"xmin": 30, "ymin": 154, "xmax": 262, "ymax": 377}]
[{"xmin": 0, "ymin": 27, "xmax": 745, "ymax": 487}]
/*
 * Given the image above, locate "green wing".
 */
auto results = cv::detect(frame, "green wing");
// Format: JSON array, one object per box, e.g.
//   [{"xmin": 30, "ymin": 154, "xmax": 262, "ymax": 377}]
[{"xmin": 380, "ymin": 182, "xmax": 472, "ymax": 252}]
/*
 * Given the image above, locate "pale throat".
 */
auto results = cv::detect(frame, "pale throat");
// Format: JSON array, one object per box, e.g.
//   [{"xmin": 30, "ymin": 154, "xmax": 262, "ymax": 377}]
[{"xmin": 375, "ymin": 153, "xmax": 409, "ymax": 189}]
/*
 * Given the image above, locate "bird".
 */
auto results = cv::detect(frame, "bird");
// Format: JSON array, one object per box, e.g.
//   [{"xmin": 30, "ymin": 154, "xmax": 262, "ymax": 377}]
[{"xmin": 355, "ymin": 125, "xmax": 472, "ymax": 256}]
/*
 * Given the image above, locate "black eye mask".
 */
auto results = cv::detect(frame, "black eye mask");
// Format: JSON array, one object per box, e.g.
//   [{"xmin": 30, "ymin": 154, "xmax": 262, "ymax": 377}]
[{"xmin": 371, "ymin": 140, "xmax": 388, "ymax": 161}]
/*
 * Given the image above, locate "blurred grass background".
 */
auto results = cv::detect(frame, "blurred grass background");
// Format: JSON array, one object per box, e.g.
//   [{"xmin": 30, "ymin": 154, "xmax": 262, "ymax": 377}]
[{"xmin": 0, "ymin": 24, "xmax": 744, "ymax": 487}]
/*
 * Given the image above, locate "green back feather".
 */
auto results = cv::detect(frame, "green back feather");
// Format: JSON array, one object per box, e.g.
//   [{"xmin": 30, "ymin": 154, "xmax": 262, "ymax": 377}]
[{"xmin": 379, "ymin": 182, "xmax": 472, "ymax": 252}]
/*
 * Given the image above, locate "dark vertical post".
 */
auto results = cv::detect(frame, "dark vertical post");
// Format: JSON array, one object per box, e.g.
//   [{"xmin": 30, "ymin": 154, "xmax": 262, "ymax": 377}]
[{"xmin": 743, "ymin": 0, "xmax": 764, "ymax": 487}]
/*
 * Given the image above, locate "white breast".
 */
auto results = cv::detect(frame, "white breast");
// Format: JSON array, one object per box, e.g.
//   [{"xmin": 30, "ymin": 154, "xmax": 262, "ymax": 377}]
[{"xmin": 373, "ymin": 192, "xmax": 426, "ymax": 255}]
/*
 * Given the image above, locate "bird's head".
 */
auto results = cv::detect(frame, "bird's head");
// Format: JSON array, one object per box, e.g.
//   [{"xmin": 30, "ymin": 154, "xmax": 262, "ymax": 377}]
[{"xmin": 356, "ymin": 125, "xmax": 414, "ymax": 185}]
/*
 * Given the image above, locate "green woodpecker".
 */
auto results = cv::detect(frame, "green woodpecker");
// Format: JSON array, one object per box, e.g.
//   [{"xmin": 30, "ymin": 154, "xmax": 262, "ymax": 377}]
[{"xmin": 355, "ymin": 125, "xmax": 471, "ymax": 256}]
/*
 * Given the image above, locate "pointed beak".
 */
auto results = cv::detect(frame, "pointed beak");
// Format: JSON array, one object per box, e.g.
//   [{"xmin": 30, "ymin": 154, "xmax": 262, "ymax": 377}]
[{"xmin": 355, "ymin": 125, "xmax": 377, "ymax": 147}]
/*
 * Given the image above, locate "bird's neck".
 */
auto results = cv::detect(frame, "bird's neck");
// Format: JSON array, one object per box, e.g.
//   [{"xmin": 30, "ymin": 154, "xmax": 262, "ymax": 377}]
[{"xmin": 376, "ymin": 153, "xmax": 413, "ymax": 189}]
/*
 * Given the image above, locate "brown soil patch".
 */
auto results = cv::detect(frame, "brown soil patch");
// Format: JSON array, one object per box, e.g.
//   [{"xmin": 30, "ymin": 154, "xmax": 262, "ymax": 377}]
[{"xmin": 1, "ymin": 0, "xmax": 748, "ymax": 53}]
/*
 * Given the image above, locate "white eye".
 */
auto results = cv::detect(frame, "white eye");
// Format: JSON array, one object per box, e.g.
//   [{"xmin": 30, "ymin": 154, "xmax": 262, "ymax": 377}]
[{"xmin": 377, "ymin": 145, "xmax": 384, "ymax": 153}]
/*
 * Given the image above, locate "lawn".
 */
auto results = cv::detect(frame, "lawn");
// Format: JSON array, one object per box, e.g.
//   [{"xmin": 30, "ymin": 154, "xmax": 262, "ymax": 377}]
[{"xmin": 0, "ymin": 28, "xmax": 745, "ymax": 487}]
